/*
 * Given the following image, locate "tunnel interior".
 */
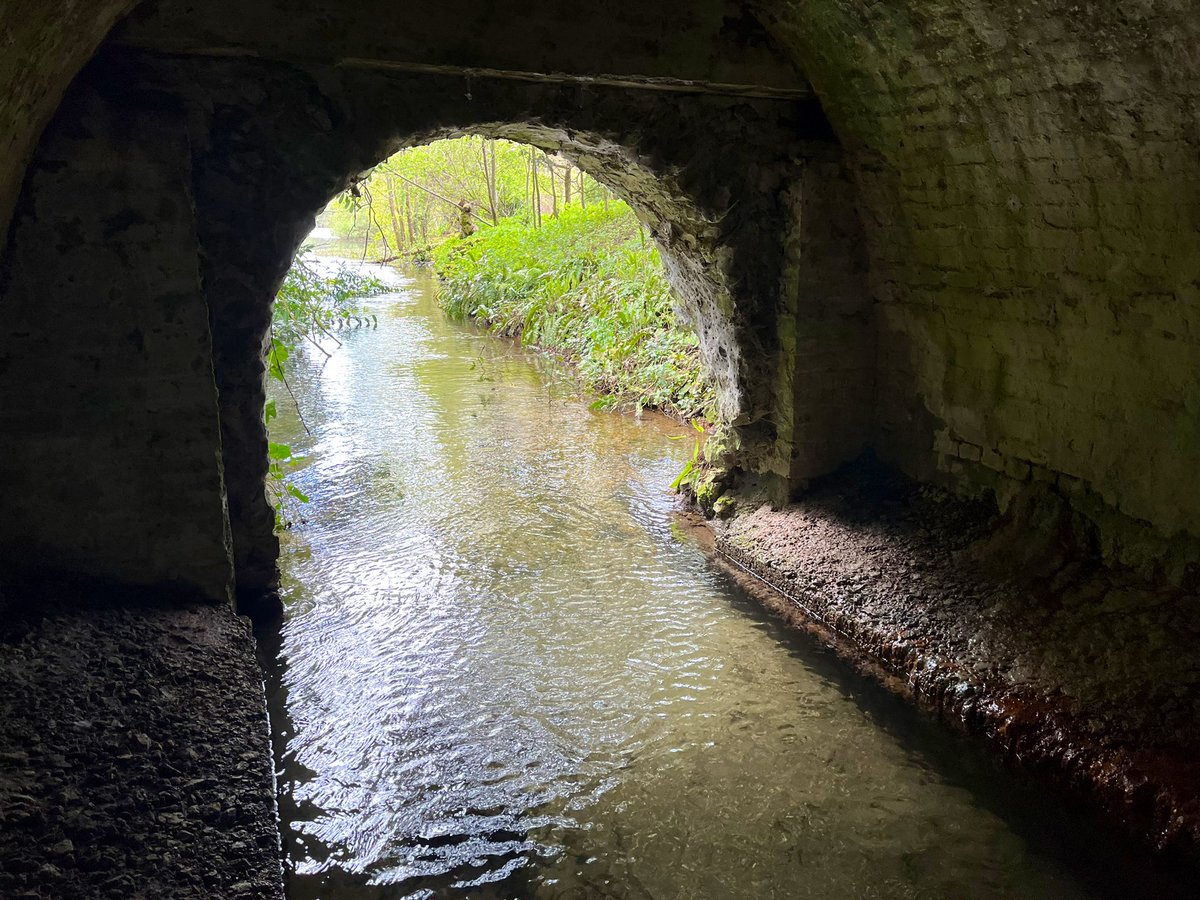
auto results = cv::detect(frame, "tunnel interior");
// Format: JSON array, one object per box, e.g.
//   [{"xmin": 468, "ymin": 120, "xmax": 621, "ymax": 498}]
[
  {"xmin": 1, "ymin": 0, "xmax": 879, "ymax": 609},
  {"xmin": 4, "ymin": 0, "xmax": 1198, "ymax": 610},
  {"xmin": 1, "ymin": 0, "xmax": 1200, "ymax": 890}
]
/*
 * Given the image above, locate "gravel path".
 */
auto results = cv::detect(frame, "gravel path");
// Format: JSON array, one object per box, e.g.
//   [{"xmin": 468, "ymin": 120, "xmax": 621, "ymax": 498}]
[
  {"xmin": 0, "ymin": 589, "xmax": 283, "ymax": 899},
  {"xmin": 713, "ymin": 463, "xmax": 1200, "ymax": 866}
]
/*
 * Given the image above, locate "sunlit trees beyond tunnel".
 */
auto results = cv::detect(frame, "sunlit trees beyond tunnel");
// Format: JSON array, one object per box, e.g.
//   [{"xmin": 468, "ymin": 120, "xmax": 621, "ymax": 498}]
[{"xmin": 288, "ymin": 137, "xmax": 714, "ymax": 421}]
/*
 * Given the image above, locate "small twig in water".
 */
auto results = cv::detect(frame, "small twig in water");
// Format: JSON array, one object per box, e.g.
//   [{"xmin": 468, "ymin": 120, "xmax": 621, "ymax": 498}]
[{"xmin": 303, "ymin": 332, "xmax": 333, "ymax": 358}]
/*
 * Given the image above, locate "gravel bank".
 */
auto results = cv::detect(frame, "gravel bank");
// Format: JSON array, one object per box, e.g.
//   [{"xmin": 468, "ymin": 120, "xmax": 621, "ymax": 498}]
[
  {"xmin": 712, "ymin": 463, "xmax": 1200, "ymax": 869},
  {"xmin": 0, "ymin": 587, "xmax": 283, "ymax": 899}
]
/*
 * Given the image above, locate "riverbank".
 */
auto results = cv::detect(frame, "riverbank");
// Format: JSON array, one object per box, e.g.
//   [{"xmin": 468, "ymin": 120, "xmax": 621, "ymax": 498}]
[
  {"xmin": 434, "ymin": 204, "xmax": 713, "ymax": 421},
  {"xmin": 706, "ymin": 459, "xmax": 1200, "ymax": 877},
  {"xmin": 0, "ymin": 585, "xmax": 282, "ymax": 899}
]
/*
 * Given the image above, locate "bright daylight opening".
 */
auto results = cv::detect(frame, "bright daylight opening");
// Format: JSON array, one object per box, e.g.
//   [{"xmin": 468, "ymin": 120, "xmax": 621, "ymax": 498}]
[{"xmin": 266, "ymin": 136, "xmax": 715, "ymax": 528}]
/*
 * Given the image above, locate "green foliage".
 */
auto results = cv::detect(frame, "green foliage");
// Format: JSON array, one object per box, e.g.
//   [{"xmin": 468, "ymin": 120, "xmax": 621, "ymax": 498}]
[
  {"xmin": 272, "ymin": 252, "xmax": 385, "ymax": 352},
  {"xmin": 266, "ymin": 253, "xmax": 387, "ymax": 529},
  {"xmin": 263, "ymin": 397, "xmax": 309, "ymax": 529},
  {"xmin": 269, "ymin": 136, "xmax": 716, "ymax": 524},
  {"xmin": 670, "ymin": 419, "xmax": 708, "ymax": 493},
  {"xmin": 432, "ymin": 204, "xmax": 715, "ymax": 421}
]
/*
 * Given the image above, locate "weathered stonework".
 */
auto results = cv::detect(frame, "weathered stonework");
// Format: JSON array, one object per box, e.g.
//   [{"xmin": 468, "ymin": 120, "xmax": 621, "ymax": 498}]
[
  {"xmin": 0, "ymin": 78, "xmax": 233, "ymax": 603},
  {"xmin": 751, "ymin": 0, "xmax": 1200, "ymax": 579},
  {"xmin": 3, "ymin": 0, "xmax": 1199, "ymax": 601},
  {"xmin": 0, "ymin": 0, "xmax": 140, "ymax": 252}
]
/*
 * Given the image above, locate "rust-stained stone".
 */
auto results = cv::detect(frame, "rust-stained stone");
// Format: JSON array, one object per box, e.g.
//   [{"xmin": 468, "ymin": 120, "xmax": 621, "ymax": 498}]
[{"xmin": 714, "ymin": 460, "xmax": 1200, "ymax": 866}]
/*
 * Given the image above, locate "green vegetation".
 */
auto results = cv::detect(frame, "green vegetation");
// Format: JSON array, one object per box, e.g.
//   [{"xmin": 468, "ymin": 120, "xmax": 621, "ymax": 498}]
[
  {"xmin": 270, "ymin": 136, "xmax": 716, "ymax": 527},
  {"xmin": 267, "ymin": 254, "xmax": 386, "ymax": 527},
  {"xmin": 318, "ymin": 137, "xmax": 612, "ymax": 259},
  {"xmin": 268, "ymin": 252, "xmax": 384, "ymax": 380},
  {"xmin": 316, "ymin": 136, "xmax": 713, "ymax": 420},
  {"xmin": 433, "ymin": 204, "xmax": 712, "ymax": 420}
]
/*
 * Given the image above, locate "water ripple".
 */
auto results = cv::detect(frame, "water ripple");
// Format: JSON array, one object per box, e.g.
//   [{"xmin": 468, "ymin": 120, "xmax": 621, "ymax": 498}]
[{"xmin": 267, "ymin": 266, "xmax": 1103, "ymax": 899}]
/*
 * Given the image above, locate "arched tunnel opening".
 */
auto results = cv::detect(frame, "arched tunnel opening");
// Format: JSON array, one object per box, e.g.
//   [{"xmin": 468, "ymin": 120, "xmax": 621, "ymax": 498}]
[
  {"xmin": 255, "ymin": 130, "xmax": 875, "ymax": 893},
  {"xmin": 0, "ymin": 36, "xmax": 866, "ymax": 613},
  {"xmin": 241, "ymin": 116, "xmax": 780, "ymax": 614},
  {"xmin": 2, "ymin": 0, "xmax": 1200, "ymax": 897}
]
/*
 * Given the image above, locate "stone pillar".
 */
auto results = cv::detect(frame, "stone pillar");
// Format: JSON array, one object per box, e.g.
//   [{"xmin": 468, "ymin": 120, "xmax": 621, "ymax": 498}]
[
  {"xmin": 654, "ymin": 139, "xmax": 874, "ymax": 508},
  {"xmin": 0, "ymin": 78, "xmax": 235, "ymax": 604},
  {"xmin": 773, "ymin": 148, "xmax": 874, "ymax": 492}
]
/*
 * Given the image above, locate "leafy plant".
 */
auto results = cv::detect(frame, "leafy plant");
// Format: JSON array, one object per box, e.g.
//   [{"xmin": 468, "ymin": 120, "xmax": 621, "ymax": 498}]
[
  {"xmin": 272, "ymin": 252, "xmax": 385, "ymax": 353},
  {"xmin": 263, "ymin": 398, "xmax": 310, "ymax": 529},
  {"xmin": 266, "ymin": 253, "xmax": 387, "ymax": 529},
  {"xmin": 432, "ymin": 204, "xmax": 715, "ymax": 421},
  {"xmin": 670, "ymin": 419, "xmax": 708, "ymax": 492}
]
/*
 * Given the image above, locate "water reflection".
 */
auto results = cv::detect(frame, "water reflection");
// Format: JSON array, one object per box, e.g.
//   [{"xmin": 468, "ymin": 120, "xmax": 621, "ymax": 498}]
[{"xmin": 263, "ymin": 265, "xmax": 1167, "ymax": 899}]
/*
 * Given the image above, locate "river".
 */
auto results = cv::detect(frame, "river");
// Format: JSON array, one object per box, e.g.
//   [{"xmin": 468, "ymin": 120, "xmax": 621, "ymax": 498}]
[{"xmin": 261, "ymin": 263, "xmax": 1159, "ymax": 899}]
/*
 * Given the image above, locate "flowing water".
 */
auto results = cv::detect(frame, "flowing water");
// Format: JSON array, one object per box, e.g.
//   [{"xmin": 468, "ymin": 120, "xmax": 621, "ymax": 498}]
[{"xmin": 262, "ymin": 264, "xmax": 1163, "ymax": 899}]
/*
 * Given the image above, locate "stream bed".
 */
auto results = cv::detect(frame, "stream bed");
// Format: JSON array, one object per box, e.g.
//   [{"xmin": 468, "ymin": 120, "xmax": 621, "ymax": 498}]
[{"xmin": 262, "ymin": 264, "xmax": 1160, "ymax": 899}]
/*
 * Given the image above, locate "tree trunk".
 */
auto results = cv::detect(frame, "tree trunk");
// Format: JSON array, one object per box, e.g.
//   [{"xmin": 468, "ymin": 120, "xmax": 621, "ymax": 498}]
[
  {"xmin": 563, "ymin": 166, "xmax": 572, "ymax": 206},
  {"xmin": 403, "ymin": 186, "xmax": 417, "ymax": 245},
  {"xmin": 535, "ymin": 155, "xmax": 543, "ymax": 227},
  {"xmin": 488, "ymin": 141, "xmax": 499, "ymax": 224},
  {"xmin": 386, "ymin": 176, "xmax": 406, "ymax": 251},
  {"xmin": 524, "ymin": 150, "xmax": 532, "ymax": 225},
  {"xmin": 480, "ymin": 139, "xmax": 498, "ymax": 225},
  {"xmin": 579, "ymin": 171, "xmax": 586, "ymax": 209}
]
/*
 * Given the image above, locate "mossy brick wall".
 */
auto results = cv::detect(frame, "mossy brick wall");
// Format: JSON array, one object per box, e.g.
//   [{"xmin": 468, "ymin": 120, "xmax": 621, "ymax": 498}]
[
  {"xmin": 779, "ymin": 148, "xmax": 873, "ymax": 486},
  {"xmin": 753, "ymin": 0, "xmax": 1200, "ymax": 569},
  {"xmin": 0, "ymin": 77, "xmax": 234, "ymax": 603}
]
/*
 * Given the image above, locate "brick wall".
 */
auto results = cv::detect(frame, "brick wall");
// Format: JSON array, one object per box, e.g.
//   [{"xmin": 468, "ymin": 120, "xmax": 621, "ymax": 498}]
[
  {"xmin": 783, "ymin": 148, "xmax": 873, "ymax": 484},
  {"xmin": 755, "ymin": 0, "xmax": 1200, "ymax": 571}
]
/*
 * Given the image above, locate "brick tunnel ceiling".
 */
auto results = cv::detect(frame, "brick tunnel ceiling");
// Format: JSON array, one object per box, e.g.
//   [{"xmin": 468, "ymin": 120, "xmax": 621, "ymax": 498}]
[{"xmin": 1, "ymin": 0, "xmax": 1199, "ymax": 603}]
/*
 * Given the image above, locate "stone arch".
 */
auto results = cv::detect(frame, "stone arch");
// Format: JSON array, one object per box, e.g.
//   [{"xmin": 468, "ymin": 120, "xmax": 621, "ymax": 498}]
[
  {"xmin": 1, "ymin": 32, "xmax": 871, "ymax": 610},
  {"xmin": 174, "ymin": 51, "xmax": 851, "ymax": 607},
  {"xmin": 4, "ymin": 0, "xmax": 1200, "ymax": 604}
]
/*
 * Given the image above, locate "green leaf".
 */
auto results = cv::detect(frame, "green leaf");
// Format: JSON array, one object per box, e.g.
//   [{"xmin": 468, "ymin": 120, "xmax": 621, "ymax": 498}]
[
  {"xmin": 267, "ymin": 343, "xmax": 290, "ymax": 382},
  {"xmin": 670, "ymin": 458, "xmax": 697, "ymax": 492}
]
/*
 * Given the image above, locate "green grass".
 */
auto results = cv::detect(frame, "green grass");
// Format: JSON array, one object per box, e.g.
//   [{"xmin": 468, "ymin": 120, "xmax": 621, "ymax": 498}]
[{"xmin": 432, "ymin": 203, "xmax": 713, "ymax": 421}]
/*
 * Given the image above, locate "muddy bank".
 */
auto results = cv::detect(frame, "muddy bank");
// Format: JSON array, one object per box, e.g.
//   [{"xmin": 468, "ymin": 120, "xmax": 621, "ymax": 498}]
[
  {"xmin": 0, "ymin": 586, "xmax": 283, "ymax": 899},
  {"xmin": 707, "ymin": 462, "xmax": 1200, "ymax": 873}
]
